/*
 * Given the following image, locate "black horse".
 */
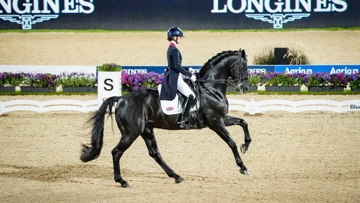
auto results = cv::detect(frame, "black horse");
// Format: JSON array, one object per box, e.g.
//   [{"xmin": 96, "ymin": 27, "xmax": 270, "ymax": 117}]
[{"xmin": 81, "ymin": 48, "xmax": 252, "ymax": 188}]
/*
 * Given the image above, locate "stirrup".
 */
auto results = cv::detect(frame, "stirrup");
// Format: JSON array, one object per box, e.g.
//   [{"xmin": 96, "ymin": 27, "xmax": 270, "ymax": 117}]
[{"xmin": 178, "ymin": 120, "xmax": 191, "ymax": 129}]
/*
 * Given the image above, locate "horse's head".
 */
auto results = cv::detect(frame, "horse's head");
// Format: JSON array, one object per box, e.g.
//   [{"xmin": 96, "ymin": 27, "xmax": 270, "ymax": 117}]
[
  {"xmin": 198, "ymin": 48, "xmax": 249, "ymax": 94},
  {"xmin": 229, "ymin": 48, "xmax": 248, "ymax": 94}
]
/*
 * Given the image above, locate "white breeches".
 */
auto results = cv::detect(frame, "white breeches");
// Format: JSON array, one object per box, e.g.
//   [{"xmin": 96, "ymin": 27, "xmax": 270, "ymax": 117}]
[{"xmin": 178, "ymin": 74, "xmax": 195, "ymax": 98}]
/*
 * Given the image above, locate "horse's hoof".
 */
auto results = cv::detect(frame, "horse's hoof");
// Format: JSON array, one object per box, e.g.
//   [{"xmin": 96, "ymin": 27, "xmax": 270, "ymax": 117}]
[
  {"xmin": 240, "ymin": 144, "xmax": 247, "ymax": 154},
  {"xmin": 175, "ymin": 176, "xmax": 185, "ymax": 183},
  {"xmin": 240, "ymin": 169, "xmax": 249, "ymax": 176},
  {"xmin": 121, "ymin": 182, "xmax": 130, "ymax": 188}
]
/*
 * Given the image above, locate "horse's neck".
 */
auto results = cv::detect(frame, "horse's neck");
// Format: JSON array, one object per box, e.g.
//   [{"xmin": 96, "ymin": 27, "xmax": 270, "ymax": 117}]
[
  {"xmin": 198, "ymin": 67, "xmax": 229, "ymax": 96},
  {"xmin": 199, "ymin": 62, "xmax": 231, "ymax": 82}
]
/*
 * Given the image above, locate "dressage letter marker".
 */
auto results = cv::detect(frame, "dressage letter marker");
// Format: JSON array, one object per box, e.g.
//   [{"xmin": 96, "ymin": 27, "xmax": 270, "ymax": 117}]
[{"xmin": 97, "ymin": 71, "xmax": 121, "ymax": 107}]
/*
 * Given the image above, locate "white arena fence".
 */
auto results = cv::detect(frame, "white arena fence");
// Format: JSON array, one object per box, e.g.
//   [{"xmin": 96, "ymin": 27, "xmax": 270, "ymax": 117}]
[{"xmin": 1, "ymin": 99, "xmax": 360, "ymax": 115}]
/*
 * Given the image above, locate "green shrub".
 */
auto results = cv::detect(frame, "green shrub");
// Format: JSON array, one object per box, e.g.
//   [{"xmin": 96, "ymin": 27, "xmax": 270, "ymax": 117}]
[
  {"xmin": 253, "ymin": 47, "xmax": 274, "ymax": 65},
  {"xmin": 248, "ymin": 73, "xmax": 261, "ymax": 86},
  {"xmin": 253, "ymin": 47, "xmax": 310, "ymax": 65},
  {"xmin": 284, "ymin": 48, "xmax": 311, "ymax": 65},
  {"xmin": 97, "ymin": 63, "xmax": 122, "ymax": 71}
]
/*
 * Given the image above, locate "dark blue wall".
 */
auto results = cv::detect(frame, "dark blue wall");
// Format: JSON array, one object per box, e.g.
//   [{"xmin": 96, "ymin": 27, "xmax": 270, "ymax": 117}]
[{"xmin": 0, "ymin": 0, "xmax": 359, "ymax": 30}]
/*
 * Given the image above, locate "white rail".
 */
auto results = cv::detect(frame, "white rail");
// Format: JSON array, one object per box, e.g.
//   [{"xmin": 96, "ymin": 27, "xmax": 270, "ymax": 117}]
[
  {"xmin": 1, "ymin": 99, "xmax": 360, "ymax": 115},
  {"xmin": 228, "ymin": 99, "xmax": 360, "ymax": 114},
  {"xmin": 0, "ymin": 99, "xmax": 99, "ymax": 114}
]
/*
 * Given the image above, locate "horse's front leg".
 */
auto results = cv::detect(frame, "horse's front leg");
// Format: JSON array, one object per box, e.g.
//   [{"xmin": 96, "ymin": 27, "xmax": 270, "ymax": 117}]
[
  {"xmin": 209, "ymin": 122, "xmax": 249, "ymax": 176},
  {"xmin": 224, "ymin": 115, "xmax": 252, "ymax": 154}
]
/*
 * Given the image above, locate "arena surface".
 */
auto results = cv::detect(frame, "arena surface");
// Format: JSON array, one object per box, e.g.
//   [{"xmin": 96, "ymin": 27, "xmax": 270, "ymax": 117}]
[{"xmin": 0, "ymin": 31, "xmax": 360, "ymax": 202}]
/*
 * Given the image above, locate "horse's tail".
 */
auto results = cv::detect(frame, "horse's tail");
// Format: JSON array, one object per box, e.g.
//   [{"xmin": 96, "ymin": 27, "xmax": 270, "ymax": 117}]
[{"xmin": 80, "ymin": 96, "xmax": 121, "ymax": 162}]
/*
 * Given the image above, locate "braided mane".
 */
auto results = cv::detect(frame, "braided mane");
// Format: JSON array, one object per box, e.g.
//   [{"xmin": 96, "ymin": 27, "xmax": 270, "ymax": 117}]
[{"xmin": 199, "ymin": 50, "xmax": 240, "ymax": 75}]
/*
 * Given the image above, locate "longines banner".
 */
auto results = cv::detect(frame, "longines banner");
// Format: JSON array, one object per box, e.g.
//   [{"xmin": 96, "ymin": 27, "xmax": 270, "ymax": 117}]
[{"xmin": 0, "ymin": 0, "xmax": 359, "ymax": 30}]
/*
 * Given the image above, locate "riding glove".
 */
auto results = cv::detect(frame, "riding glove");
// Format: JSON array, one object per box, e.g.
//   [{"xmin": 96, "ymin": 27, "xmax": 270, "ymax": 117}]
[{"xmin": 190, "ymin": 75, "xmax": 196, "ymax": 82}]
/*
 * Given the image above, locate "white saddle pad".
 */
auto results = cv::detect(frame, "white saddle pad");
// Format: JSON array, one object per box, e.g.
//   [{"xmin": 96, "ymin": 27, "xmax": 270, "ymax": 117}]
[
  {"xmin": 158, "ymin": 85, "xmax": 199, "ymax": 115},
  {"xmin": 158, "ymin": 85, "xmax": 183, "ymax": 115}
]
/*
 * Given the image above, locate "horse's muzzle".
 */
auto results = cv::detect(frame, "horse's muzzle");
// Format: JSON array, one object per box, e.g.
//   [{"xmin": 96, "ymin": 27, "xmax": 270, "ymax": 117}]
[{"xmin": 235, "ymin": 82, "xmax": 248, "ymax": 94}]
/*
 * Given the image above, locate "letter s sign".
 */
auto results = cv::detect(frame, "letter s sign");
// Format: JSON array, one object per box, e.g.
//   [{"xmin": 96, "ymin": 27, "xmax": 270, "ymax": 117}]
[
  {"xmin": 104, "ymin": 78, "xmax": 114, "ymax": 91},
  {"xmin": 97, "ymin": 71, "xmax": 121, "ymax": 107}
]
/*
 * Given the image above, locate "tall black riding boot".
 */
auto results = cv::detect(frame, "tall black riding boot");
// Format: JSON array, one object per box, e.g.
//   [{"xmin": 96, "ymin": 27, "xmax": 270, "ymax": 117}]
[{"xmin": 178, "ymin": 95, "xmax": 196, "ymax": 128}]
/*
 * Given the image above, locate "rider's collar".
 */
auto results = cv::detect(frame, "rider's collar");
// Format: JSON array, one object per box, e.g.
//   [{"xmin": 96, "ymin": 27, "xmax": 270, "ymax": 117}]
[{"xmin": 170, "ymin": 41, "xmax": 178, "ymax": 48}]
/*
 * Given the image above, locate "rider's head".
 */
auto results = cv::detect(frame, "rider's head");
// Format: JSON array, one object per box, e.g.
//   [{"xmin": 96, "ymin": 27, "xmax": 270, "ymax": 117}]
[{"xmin": 167, "ymin": 27, "xmax": 184, "ymax": 44}]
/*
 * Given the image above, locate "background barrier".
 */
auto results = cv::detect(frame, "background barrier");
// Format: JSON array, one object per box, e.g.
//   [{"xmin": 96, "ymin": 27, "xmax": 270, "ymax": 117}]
[
  {"xmin": 1, "ymin": 65, "xmax": 359, "ymax": 75},
  {"xmin": 1, "ymin": 99, "xmax": 359, "ymax": 115}
]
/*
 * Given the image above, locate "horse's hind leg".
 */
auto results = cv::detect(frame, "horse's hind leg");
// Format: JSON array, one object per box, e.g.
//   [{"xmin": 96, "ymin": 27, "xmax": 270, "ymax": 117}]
[
  {"xmin": 209, "ymin": 122, "xmax": 249, "ymax": 176},
  {"xmin": 112, "ymin": 134, "xmax": 139, "ymax": 188},
  {"xmin": 224, "ymin": 115, "xmax": 252, "ymax": 154},
  {"xmin": 141, "ymin": 127, "xmax": 184, "ymax": 184}
]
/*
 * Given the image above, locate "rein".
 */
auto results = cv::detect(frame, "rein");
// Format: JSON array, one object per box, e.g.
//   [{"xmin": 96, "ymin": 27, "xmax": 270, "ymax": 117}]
[
  {"xmin": 196, "ymin": 78, "xmax": 228, "ymax": 84},
  {"xmin": 196, "ymin": 77, "xmax": 248, "ymax": 86}
]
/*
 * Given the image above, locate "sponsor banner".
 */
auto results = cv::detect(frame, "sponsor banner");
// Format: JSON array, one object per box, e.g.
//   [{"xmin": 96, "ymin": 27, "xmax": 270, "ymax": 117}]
[
  {"xmin": 275, "ymin": 65, "xmax": 360, "ymax": 74},
  {"xmin": 122, "ymin": 65, "xmax": 275, "ymax": 74},
  {"xmin": 349, "ymin": 103, "xmax": 360, "ymax": 110},
  {"xmin": 248, "ymin": 65, "xmax": 275, "ymax": 73},
  {"xmin": 122, "ymin": 66, "xmax": 166, "ymax": 74},
  {"xmin": 0, "ymin": 0, "xmax": 359, "ymax": 30}
]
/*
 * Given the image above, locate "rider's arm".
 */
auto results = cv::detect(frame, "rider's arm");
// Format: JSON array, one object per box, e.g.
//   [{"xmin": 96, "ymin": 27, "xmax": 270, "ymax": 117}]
[{"xmin": 172, "ymin": 49, "xmax": 192, "ymax": 77}]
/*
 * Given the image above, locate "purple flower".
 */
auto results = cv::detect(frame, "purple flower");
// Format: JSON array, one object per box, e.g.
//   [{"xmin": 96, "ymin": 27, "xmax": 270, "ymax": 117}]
[
  {"xmin": 34, "ymin": 73, "xmax": 42, "ymax": 80},
  {"xmin": 263, "ymin": 72, "xmax": 273, "ymax": 80},
  {"xmin": 321, "ymin": 72, "xmax": 331, "ymax": 82},
  {"xmin": 302, "ymin": 75, "xmax": 308, "ymax": 83},
  {"xmin": 348, "ymin": 73, "xmax": 358, "ymax": 81},
  {"xmin": 133, "ymin": 79, "xmax": 140, "ymax": 86},
  {"xmin": 127, "ymin": 75, "xmax": 134, "ymax": 84},
  {"xmin": 0, "ymin": 72, "xmax": 6, "ymax": 80}
]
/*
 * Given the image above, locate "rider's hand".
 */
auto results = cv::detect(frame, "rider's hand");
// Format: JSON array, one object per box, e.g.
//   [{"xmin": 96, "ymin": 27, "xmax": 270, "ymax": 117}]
[
  {"xmin": 190, "ymin": 75, "xmax": 196, "ymax": 82},
  {"xmin": 188, "ymin": 68, "xmax": 195, "ymax": 74}
]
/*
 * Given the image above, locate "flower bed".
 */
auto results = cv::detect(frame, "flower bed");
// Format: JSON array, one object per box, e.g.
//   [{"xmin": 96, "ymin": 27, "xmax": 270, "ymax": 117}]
[
  {"xmin": 21, "ymin": 72, "xmax": 58, "ymax": 88},
  {"xmin": 248, "ymin": 71, "xmax": 353, "ymax": 91},
  {"xmin": 1, "ymin": 69, "xmax": 360, "ymax": 93},
  {"xmin": 58, "ymin": 72, "xmax": 97, "ymax": 88}
]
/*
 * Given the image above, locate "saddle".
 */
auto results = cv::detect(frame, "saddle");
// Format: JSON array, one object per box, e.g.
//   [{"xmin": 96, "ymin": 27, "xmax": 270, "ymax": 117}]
[{"xmin": 158, "ymin": 80, "xmax": 200, "ymax": 129}]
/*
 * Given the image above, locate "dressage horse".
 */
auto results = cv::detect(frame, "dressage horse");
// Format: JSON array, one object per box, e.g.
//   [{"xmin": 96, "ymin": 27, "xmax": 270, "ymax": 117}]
[{"xmin": 81, "ymin": 49, "xmax": 252, "ymax": 188}]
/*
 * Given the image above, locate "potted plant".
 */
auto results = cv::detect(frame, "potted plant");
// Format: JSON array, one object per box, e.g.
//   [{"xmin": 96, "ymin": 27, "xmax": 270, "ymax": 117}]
[
  {"xmin": 264, "ymin": 72, "xmax": 301, "ymax": 92},
  {"xmin": 97, "ymin": 63, "xmax": 122, "ymax": 72},
  {"xmin": 328, "ymin": 72, "xmax": 347, "ymax": 92},
  {"xmin": 58, "ymin": 72, "xmax": 97, "ymax": 92},
  {"xmin": 347, "ymin": 73, "xmax": 360, "ymax": 91},
  {"xmin": 121, "ymin": 71, "xmax": 163, "ymax": 91},
  {"xmin": 248, "ymin": 72, "xmax": 261, "ymax": 92},
  {"xmin": 283, "ymin": 48, "xmax": 311, "ymax": 65},
  {"xmin": 0, "ymin": 72, "xmax": 23, "ymax": 92},
  {"xmin": 304, "ymin": 72, "xmax": 345, "ymax": 92},
  {"xmin": 20, "ymin": 72, "xmax": 58, "ymax": 92}
]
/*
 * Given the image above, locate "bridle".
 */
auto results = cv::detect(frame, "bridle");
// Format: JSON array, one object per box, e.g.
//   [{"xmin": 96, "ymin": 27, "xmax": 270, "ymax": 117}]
[{"xmin": 231, "ymin": 59, "xmax": 248, "ymax": 86}]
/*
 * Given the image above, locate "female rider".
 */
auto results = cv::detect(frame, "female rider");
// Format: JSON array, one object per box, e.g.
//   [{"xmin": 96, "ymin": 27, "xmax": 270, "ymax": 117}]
[{"xmin": 159, "ymin": 27, "xmax": 197, "ymax": 128}]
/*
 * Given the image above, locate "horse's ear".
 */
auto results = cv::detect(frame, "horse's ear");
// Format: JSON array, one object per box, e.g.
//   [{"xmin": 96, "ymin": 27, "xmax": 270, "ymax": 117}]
[{"xmin": 241, "ymin": 49, "xmax": 246, "ymax": 57}]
